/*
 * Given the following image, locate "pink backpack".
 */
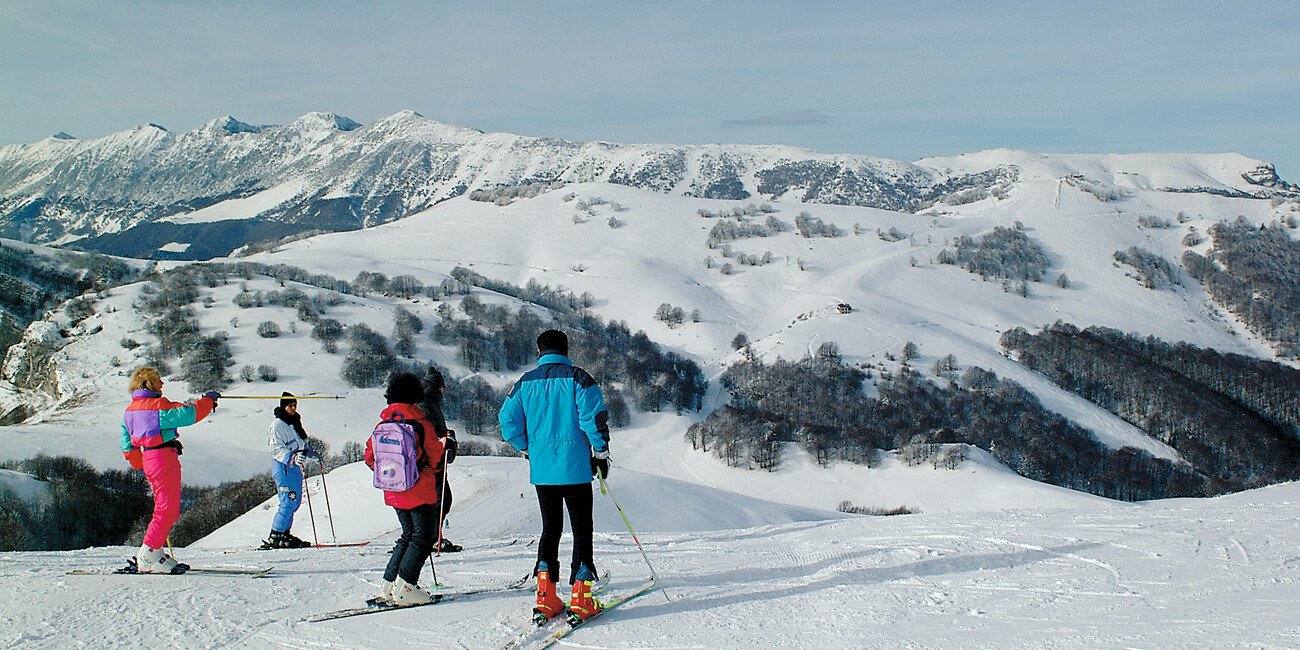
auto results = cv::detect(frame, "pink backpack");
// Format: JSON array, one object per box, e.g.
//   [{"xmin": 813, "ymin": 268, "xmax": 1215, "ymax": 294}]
[{"xmin": 370, "ymin": 413, "xmax": 425, "ymax": 491}]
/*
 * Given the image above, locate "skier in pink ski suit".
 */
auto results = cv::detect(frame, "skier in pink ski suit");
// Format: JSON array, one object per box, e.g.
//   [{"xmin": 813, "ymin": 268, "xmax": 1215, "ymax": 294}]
[{"xmin": 120, "ymin": 366, "xmax": 218, "ymax": 573}]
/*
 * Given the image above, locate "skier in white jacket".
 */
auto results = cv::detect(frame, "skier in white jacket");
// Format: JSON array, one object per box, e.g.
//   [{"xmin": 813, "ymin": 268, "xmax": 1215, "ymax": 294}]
[{"xmin": 264, "ymin": 392, "xmax": 317, "ymax": 549}]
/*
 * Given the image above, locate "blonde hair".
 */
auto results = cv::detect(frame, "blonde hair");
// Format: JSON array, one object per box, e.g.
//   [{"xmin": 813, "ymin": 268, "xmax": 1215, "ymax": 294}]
[{"xmin": 128, "ymin": 366, "xmax": 162, "ymax": 392}]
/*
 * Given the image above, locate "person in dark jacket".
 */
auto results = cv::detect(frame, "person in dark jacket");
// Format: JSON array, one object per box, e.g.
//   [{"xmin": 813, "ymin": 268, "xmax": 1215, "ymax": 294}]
[
  {"xmin": 365, "ymin": 372, "xmax": 445, "ymax": 606},
  {"xmin": 498, "ymin": 330, "xmax": 611, "ymax": 623},
  {"xmin": 420, "ymin": 366, "xmax": 460, "ymax": 553}
]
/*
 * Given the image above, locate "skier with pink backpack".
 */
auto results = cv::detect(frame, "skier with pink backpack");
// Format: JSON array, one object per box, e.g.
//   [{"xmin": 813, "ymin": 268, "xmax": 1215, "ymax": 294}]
[{"xmin": 364, "ymin": 372, "xmax": 446, "ymax": 606}]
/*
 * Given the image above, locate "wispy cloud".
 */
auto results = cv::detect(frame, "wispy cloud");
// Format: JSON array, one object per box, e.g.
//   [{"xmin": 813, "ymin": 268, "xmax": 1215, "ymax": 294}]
[{"xmin": 725, "ymin": 110, "xmax": 830, "ymax": 127}]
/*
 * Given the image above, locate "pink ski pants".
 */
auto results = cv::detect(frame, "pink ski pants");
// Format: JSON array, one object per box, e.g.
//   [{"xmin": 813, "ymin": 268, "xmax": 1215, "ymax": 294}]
[{"xmin": 142, "ymin": 448, "xmax": 182, "ymax": 549}]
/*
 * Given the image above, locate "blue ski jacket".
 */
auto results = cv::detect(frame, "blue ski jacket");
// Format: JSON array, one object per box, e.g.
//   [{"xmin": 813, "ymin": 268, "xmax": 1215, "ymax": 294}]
[{"xmin": 499, "ymin": 352, "xmax": 610, "ymax": 485}]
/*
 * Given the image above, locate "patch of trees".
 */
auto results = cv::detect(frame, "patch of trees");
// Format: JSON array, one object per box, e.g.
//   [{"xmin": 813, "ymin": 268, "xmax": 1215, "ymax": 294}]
[
  {"xmin": 1000, "ymin": 322, "xmax": 1300, "ymax": 491},
  {"xmin": 794, "ymin": 212, "xmax": 842, "ymax": 238},
  {"xmin": 1066, "ymin": 175, "xmax": 1128, "ymax": 202},
  {"xmin": 134, "ymin": 271, "xmax": 234, "ymax": 392},
  {"xmin": 438, "ymin": 372, "xmax": 506, "ymax": 437},
  {"xmin": 340, "ymin": 323, "xmax": 394, "ymax": 388},
  {"xmin": 1137, "ymin": 215, "xmax": 1172, "ymax": 229},
  {"xmin": 1113, "ymin": 247, "xmax": 1180, "ymax": 290},
  {"xmin": 1183, "ymin": 217, "xmax": 1300, "ymax": 356},
  {"xmin": 937, "ymin": 226, "xmax": 1050, "ymax": 285},
  {"xmin": 0, "ymin": 243, "xmax": 136, "ymax": 332},
  {"xmin": 468, "ymin": 181, "xmax": 564, "ymax": 205},
  {"xmin": 233, "ymin": 285, "xmax": 343, "ymax": 315},
  {"xmin": 312, "ymin": 318, "xmax": 345, "ymax": 353},
  {"xmin": 653, "ymin": 303, "xmax": 700, "ymax": 327},
  {"xmin": 447, "ymin": 267, "xmax": 594, "ymax": 315},
  {"xmin": 0, "ymin": 455, "xmax": 152, "ymax": 551},
  {"xmin": 179, "ymin": 333, "xmax": 233, "ymax": 392},
  {"xmin": 392, "ymin": 306, "xmax": 423, "ymax": 358},
  {"xmin": 686, "ymin": 344, "xmax": 1210, "ymax": 500},
  {"xmin": 706, "ymin": 219, "xmax": 776, "ymax": 246},
  {"xmin": 432, "ymin": 273, "xmax": 707, "ymax": 417},
  {"xmin": 697, "ymin": 203, "xmax": 777, "ymax": 220}
]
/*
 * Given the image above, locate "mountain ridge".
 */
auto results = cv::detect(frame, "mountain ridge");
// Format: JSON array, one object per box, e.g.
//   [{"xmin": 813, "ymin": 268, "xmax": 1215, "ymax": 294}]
[{"xmin": 2, "ymin": 111, "xmax": 1293, "ymax": 259}]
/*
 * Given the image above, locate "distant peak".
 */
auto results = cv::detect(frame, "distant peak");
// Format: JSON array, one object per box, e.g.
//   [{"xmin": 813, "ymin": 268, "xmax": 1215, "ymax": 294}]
[
  {"xmin": 201, "ymin": 116, "xmax": 260, "ymax": 135},
  {"xmin": 291, "ymin": 112, "xmax": 362, "ymax": 132},
  {"xmin": 375, "ymin": 110, "xmax": 428, "ymax": 125}
]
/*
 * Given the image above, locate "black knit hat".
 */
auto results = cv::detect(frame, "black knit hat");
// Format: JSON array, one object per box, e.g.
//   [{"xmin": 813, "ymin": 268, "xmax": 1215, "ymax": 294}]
[
  {"xmin": 424, "ymin": 367, "xmax": 445, "ymax": 391},
  {"xmin": 280, "ymin": 391, "xmax": 297, "ymax": 409},
  {"xmin": 385, "ymin": 372, "xmax": 424, "ymax": 405}
]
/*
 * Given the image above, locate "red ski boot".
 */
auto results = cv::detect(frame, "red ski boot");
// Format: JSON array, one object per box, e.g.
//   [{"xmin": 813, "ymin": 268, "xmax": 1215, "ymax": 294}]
[
  {"xmin": 567, "ymin": 565, "xmax": 602, "ymax": 624},
  {"xmin": 533, "ymin": 565, "xmax": 564, "ymax": 626}
]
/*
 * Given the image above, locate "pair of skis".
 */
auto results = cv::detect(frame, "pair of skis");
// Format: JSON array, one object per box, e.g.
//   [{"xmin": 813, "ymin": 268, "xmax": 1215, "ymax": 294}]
[
  {"xmin": 503, "ymin": 575, "xmax": 658, "ymax": 650},
  {"xmin": 302, "ymin": 573, "xmax": 532, "ymax": 622},
  {"xmin": 68, "ymin": 563, "xmax": 273, "ymax": 578}
]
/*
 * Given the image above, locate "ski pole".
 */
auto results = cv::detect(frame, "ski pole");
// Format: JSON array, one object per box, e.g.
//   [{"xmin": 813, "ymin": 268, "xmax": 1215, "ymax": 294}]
[
  {"xmin": 301, "ymin": 461, "xmax": 319, "ymax": 546},
  {"xmin": 318, "ymin": 460, "xmax": 337, "ymax": 544},
  {"xmin": 436, "ymin": 447, "xmax": 449, "ymax": 556},
  {"xmin": 597, "ymin": 471, "xmax": 670, "ymax": 602}
]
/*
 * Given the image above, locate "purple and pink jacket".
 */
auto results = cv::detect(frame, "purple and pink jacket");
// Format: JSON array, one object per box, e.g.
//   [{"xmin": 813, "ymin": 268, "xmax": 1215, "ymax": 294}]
[{"xmin": 120, "ymin": 389, "xmax": 215, "ymax": 456}]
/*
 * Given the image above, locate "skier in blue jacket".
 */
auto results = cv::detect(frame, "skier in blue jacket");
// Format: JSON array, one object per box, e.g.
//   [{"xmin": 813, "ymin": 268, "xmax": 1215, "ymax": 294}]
[{"xmin": 498, "ymin": 329, "xmax": 611, "ymax": 623}]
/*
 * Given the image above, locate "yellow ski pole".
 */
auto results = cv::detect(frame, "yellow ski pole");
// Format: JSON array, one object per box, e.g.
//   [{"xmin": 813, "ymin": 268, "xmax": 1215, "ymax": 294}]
[{"xmin": 218, "ymin": 395, "xmax": 345, "ymax": 400}]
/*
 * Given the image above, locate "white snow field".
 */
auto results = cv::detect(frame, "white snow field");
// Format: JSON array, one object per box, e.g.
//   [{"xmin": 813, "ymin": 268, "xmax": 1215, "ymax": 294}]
[{"xmin": 3, "ymin": 456, "xmax": 1300, "ymax": 649}]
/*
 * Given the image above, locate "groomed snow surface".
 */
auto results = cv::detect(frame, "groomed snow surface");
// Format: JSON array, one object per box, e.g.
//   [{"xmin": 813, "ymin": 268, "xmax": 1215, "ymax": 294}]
[{"xmin": 4, "ymin": 456, "xmax": 1300, "ymax": 649}]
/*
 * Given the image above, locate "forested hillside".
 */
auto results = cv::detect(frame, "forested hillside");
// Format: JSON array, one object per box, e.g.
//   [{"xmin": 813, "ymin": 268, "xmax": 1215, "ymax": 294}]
[
  {"xmin": 1183, "ymin": 217, "xmax": 1300, "ymax": 357},
  {"xmin": 999, "ymin": 322, "xmax": 1300, "ymax": 491},
  {"xmin": 687, "ymin": 344, "xmax": 1211, "ymax": 501},
  {"xmin": 0, "ymin": 242, "xmax": 137, "ymax": 355}
]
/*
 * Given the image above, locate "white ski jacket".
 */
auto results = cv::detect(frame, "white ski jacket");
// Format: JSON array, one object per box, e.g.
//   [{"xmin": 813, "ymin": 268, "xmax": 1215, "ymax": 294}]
[{"xmin": 269, "ymin": 417, "xmax": 309, "ymax": 465}]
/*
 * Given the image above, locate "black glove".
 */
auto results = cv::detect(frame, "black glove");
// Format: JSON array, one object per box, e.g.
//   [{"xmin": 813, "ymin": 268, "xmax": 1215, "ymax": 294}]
[
  {"xmin": 443, "ymin": 430, "xmax": 457, "ymax": 464},
  {"xmin": 590, "ymin": 449, "xmax": 610, "ymax": 479}
]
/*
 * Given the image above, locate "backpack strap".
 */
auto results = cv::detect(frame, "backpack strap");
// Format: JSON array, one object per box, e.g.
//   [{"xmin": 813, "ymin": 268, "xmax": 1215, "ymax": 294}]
[{"xmin": 386, "ymin": 412, "xmax": 428, "ymax": 469}]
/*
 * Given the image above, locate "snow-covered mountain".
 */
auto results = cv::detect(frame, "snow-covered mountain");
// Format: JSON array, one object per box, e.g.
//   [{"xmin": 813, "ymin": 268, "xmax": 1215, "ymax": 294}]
[{"xmin": 1, "ymin": 111, "xmax": 1294, "ymax": 259}]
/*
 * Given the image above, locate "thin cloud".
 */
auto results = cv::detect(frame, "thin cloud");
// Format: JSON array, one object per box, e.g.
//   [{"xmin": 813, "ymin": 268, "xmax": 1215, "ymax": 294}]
[{"xmin": 725, "ymin": 110, "xmax": 830, "ymax": 127}]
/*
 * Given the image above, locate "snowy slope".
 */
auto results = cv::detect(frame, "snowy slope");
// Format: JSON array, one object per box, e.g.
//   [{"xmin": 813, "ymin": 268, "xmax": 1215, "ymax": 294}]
[
  {"xmin": 3, "ymin": 457, "xmax": 1299, "ymax": 649},
  {"xmin": 3, "ymin": 169, "xmax": 1298, "ymax": 490}
]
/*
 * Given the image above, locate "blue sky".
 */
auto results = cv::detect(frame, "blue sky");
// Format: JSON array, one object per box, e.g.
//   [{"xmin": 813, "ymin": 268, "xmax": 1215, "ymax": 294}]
[{"xmin": 3, "ymin": 1, "xmax": 1297, "ymax": 178}]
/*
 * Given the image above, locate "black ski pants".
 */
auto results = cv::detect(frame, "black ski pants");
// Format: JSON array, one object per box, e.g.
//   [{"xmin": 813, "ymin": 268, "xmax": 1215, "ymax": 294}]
[
  {"xmin": 384, "ymin": 501, "xmax": 440, "ymax": 586},
  {"xmin": 534, "ymin": 483, "xmax": 596, "ymax": 585}
]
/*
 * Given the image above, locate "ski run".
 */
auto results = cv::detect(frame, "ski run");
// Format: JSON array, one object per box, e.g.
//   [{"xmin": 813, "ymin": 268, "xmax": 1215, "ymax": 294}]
[{"xmin": 3, "ymin": 457, "xmax": 1300, "ymax": 648}]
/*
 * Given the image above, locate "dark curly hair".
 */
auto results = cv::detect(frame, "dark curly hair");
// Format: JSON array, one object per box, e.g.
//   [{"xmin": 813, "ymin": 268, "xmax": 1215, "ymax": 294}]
[{"xmin": 384, "ymin": 371, "xmax": 424, "ymax": 405}]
